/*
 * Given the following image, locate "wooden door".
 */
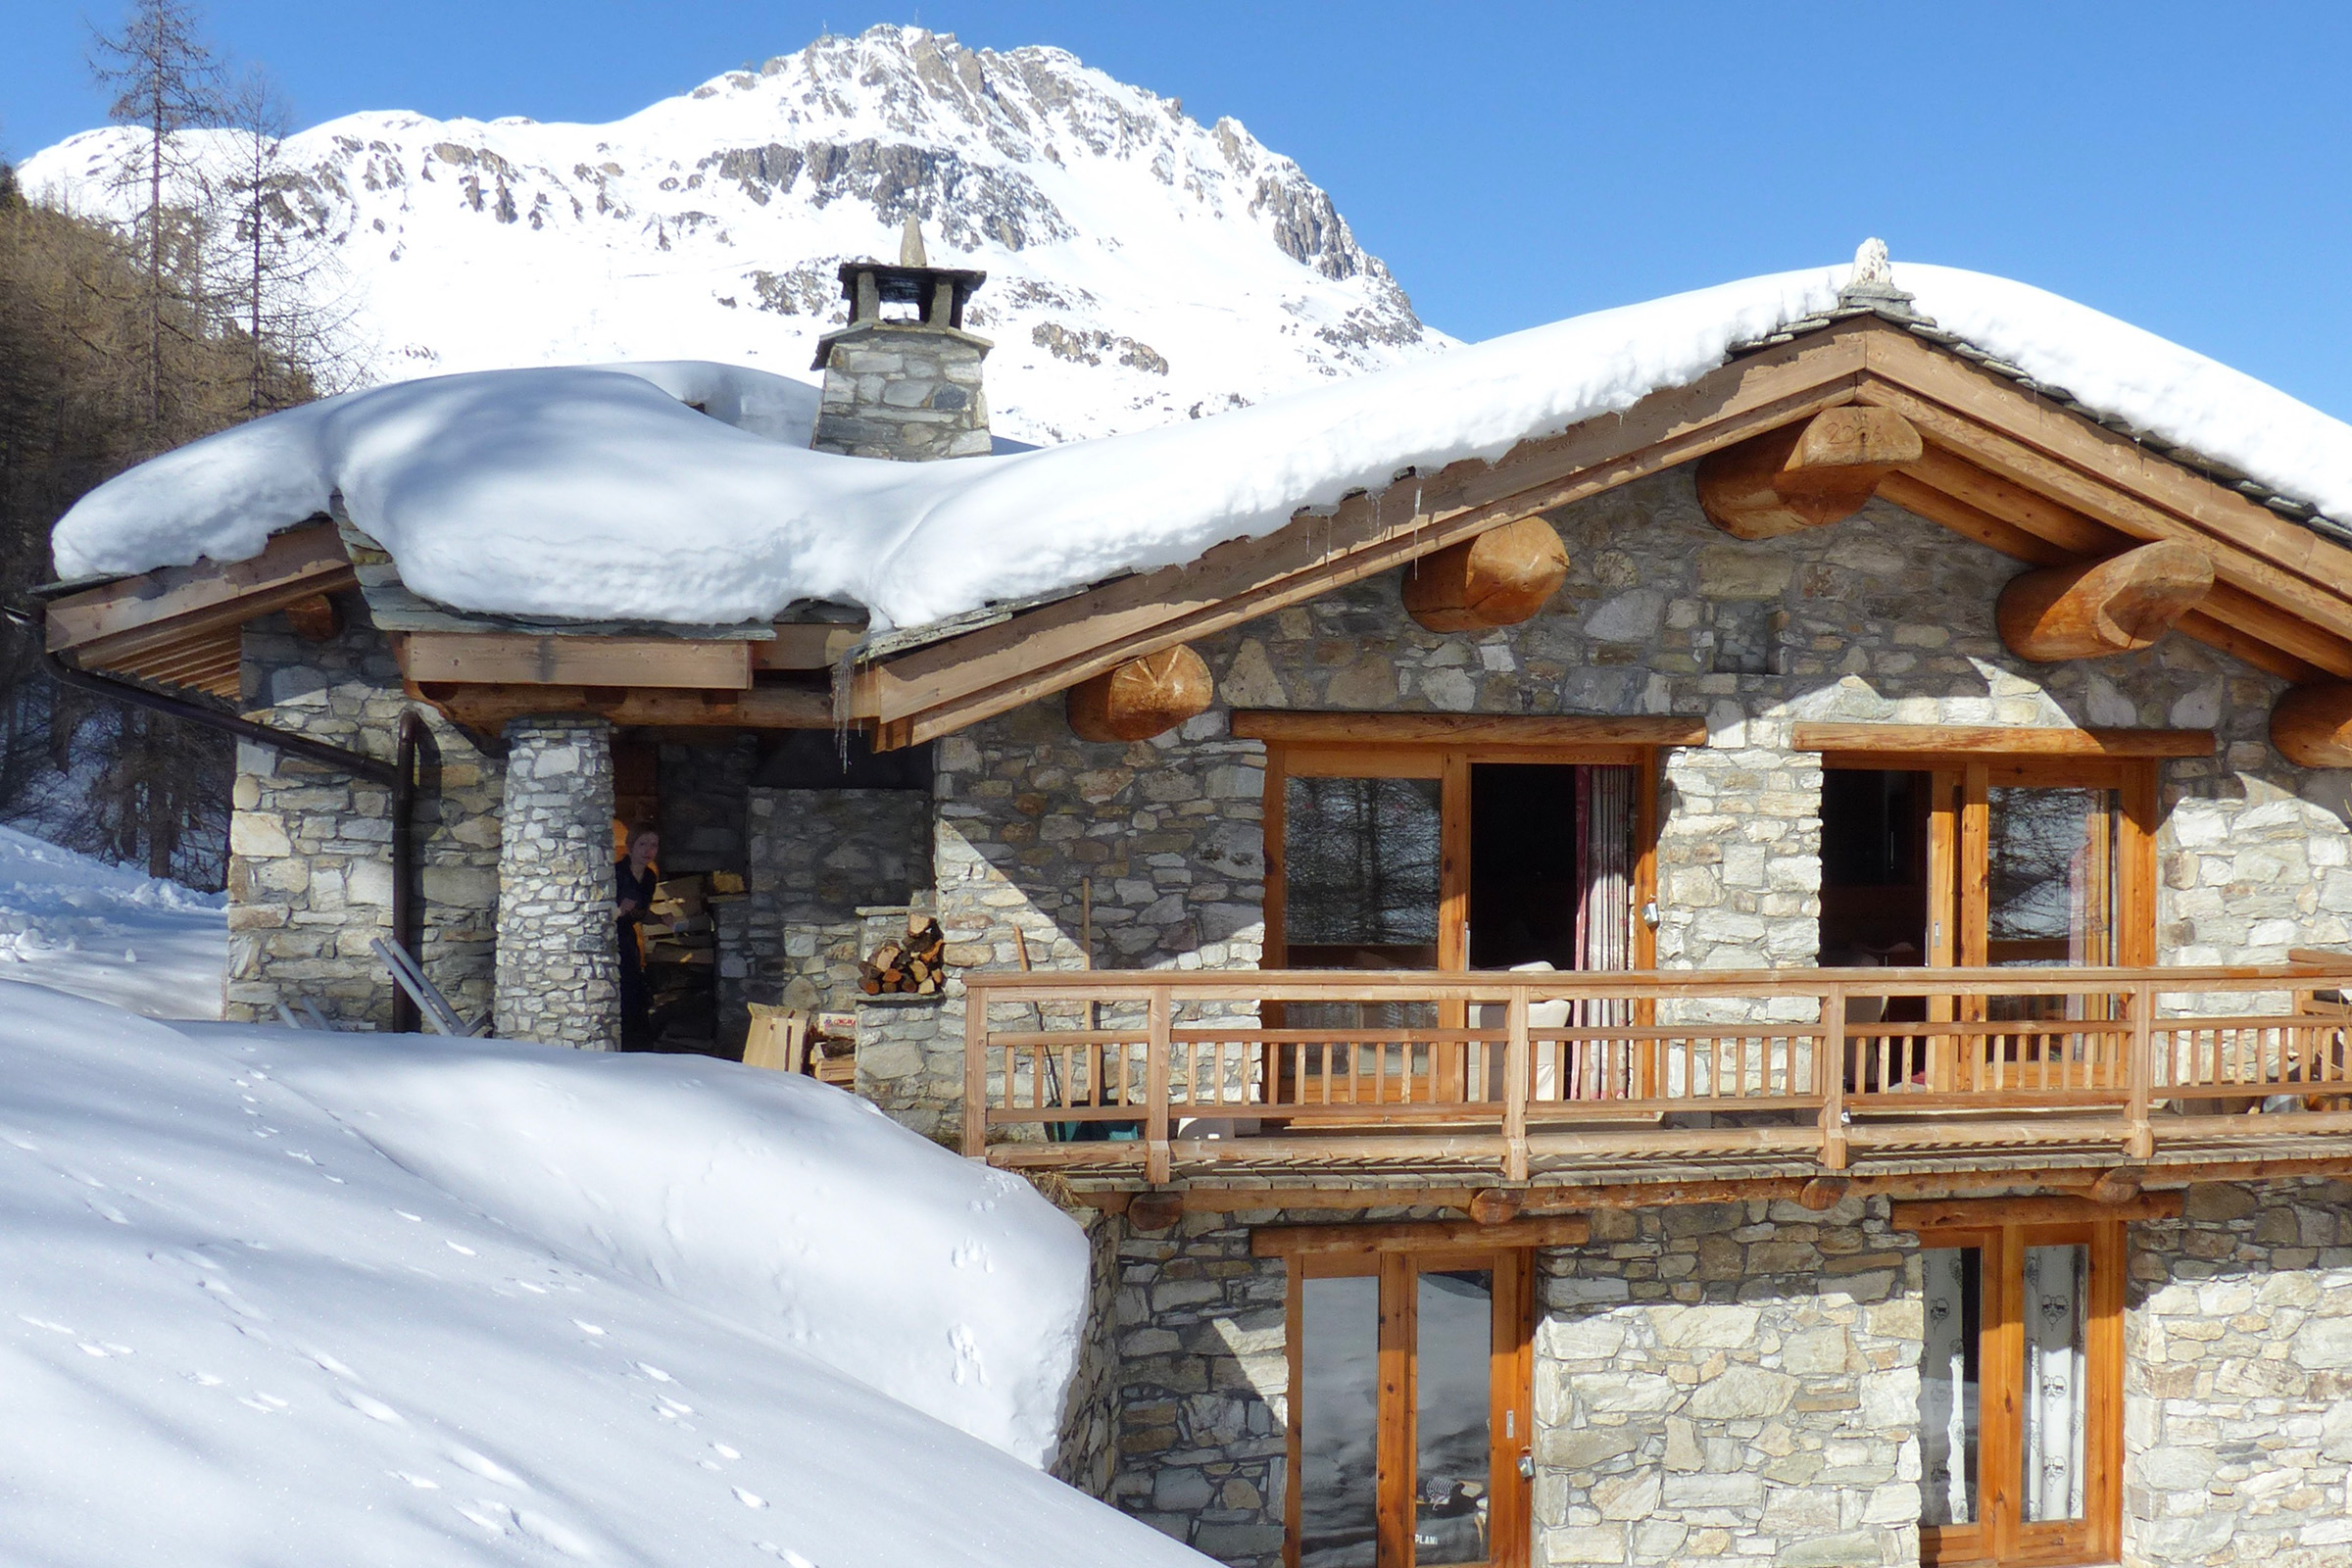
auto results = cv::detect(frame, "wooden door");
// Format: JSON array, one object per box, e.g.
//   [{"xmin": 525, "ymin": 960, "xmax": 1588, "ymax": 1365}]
[{"xmin": 1287, "ymin": 1249, "xmax": 1534, "ymax": 1568}]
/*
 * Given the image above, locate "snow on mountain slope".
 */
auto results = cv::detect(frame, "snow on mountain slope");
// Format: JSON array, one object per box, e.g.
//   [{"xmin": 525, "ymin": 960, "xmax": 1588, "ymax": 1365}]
[
  {"xmin": 3, "ymin": 989, "xmax": 1181, "ymax": 1566},
  {"xmin": 19, "ymin": 24, "xmax": 1446, "ymax": 444},
  {"xmin": 0, "ymin": 823, "xmax": 223, "ymax": 1019}
]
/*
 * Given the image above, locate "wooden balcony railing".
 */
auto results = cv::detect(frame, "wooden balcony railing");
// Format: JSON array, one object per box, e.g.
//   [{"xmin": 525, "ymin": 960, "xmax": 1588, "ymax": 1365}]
[{"xmin": 960, "ymin": 963, "xmax": 2352, "ymax": 1184}]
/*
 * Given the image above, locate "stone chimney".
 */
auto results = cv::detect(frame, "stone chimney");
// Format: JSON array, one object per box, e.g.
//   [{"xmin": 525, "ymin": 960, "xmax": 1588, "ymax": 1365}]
[{"xmin": 809, "ymin": 219, "xmax": 992, "ymax": 460}]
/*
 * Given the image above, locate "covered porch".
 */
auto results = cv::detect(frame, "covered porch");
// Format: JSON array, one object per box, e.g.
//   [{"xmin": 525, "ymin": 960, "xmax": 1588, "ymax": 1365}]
[{"xmin": 963, "ymin": 960, "xmax": 2352, "ymax": 1196}]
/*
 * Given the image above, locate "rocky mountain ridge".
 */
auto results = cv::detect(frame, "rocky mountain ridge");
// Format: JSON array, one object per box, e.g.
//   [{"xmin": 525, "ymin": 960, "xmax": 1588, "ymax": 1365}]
[{"xmin": 23, "ymin": 24, "xmax": 1448, "ymax": 443}]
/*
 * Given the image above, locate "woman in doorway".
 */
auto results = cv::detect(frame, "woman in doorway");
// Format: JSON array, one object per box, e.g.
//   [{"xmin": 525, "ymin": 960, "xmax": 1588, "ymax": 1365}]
[{"xmin": 615, "ymin": 824, "xmax": 660, "ymax": 1049}]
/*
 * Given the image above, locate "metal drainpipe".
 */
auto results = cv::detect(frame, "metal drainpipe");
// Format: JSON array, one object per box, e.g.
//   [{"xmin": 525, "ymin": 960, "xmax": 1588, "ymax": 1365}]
[{"xmin": 18, "ymin": 617, "xmax": 430, "ymax": 1033}]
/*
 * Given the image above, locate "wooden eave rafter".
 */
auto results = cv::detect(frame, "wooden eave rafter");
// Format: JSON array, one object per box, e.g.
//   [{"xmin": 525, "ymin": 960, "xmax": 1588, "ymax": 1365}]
[
  {"xmin": 45, "ymin": 521, "xmax": 356, "ymax": 699},
  {"xmin": 848, "ymin": 318, "xmax": 2352, "ymax": 747}
]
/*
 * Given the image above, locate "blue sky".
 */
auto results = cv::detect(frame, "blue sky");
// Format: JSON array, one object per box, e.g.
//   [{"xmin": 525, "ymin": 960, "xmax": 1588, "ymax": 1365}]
[{"xmin": 8, "ymin": 2, "xmax": 2352, "ymax": 416}]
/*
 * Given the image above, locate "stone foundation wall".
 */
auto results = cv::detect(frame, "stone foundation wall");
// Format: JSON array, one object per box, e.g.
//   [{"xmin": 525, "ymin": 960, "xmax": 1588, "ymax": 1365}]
[
  {"xmin": 1104, "ymin": 1209, "xmax": 1298, "ymax": 1568},
  {"xmin": 228, "ymin": 599, "xmax": 503, "ymax": 1028},
  {"xmin": 2125, "ymin": 1180, "xmax": 2352, "ymax": 1567},
  {"xmin": 493, "ymin": 718, "xmax": 619, "ymax": 1050},
  {"xmin": 1053, "ymin": 1207, "xmax": 1125, "ymax": 1499},
  {"xmin": 1533, "ymin": 1198, "xmax": 1920, "ymax": 1567}
]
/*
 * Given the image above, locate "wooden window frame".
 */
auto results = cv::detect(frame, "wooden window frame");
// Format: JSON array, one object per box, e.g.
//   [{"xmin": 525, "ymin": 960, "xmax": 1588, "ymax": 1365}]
[
  {"xmin": 1262, "ymin": 732, "xmax": 1665, "ymax": 977},
  {"xmin": 1282, "ymin": 1245, "xmax": 1536, "ymax": 1568},
  {"xmin": 1817, "ymin": 753, "xmax": 2159, "ymax": 974},
  {"xmin": 1913, "ymin": 1218, "xmax": 2126, "ymax": 1568}
]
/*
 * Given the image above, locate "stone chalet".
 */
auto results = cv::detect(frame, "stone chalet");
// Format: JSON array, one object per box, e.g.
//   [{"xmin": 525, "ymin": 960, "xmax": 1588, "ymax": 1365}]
[{"xmin": 41, "ymin": 239, "xmax": 2352, "ymax": 1568}]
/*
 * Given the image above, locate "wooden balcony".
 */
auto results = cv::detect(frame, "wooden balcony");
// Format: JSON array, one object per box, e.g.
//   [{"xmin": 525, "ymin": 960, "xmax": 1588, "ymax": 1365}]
[{"xmin": 961, "ymin": 963, "xmax": 2352, "ymax": 1199}]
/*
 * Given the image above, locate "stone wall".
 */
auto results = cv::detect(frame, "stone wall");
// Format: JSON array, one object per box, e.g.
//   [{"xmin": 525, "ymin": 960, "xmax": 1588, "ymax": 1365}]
[
  {"xmin": 1104, "ymin": 1209, "xmax": 1297, "ymax": 1568},
  {"xmin": 2125, "ymin": 1180, "xmax": 2352, "ymax": 1567},
  {"xmin": 1534, "ymin": 1197, "xmax": 1921, "ymax": 1567},
  {"xmin": 229, "ymin": 598, "xmax": 503, "ymax": 1028},
  {"xmin": 1053, "ymin": 1206, "xmax": 1125, "ymax": 1499},
  {"xmin": 737, "ymin": 786, "xmax": 931, "ymax": 1018},
  {"xmin": 492, "ymin": 718, "xmax": 620, "ymax": 1050}
]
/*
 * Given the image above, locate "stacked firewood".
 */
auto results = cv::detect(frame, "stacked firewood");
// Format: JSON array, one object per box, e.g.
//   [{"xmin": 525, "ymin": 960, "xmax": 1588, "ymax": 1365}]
[{"xmin": 860, "ymin": 917, "xmax": 947, "ymax": 996}]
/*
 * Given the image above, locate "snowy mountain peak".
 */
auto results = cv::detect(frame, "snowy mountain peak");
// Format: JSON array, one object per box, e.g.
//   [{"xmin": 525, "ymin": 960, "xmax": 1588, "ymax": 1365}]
[{"xmin": 22, "ymin": 24, "xmax": 1448, "ymax": 443}]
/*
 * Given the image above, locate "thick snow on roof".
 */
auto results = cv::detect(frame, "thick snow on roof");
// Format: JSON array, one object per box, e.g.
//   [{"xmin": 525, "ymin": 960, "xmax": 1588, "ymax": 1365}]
[
  {"xmin": 51, "ymin": 259, "xmax": 2352, "ymax": 634},
  {"xmin": 3, "ymin": 990, "xmax": 1183, "ymax": 1566}
]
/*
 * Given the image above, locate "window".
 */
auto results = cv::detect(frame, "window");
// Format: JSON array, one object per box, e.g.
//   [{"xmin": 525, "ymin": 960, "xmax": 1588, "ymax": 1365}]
[
  {"xmin": 1915, "ymin": 1219, "xmax": 2124, "ymax": 1566},
  {"xmin": 1285, "ymin": 1248, "xmax": 1534, "ymax": 1568}
]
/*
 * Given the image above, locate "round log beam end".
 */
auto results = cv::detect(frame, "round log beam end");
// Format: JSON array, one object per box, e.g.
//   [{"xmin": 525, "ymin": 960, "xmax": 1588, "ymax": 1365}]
[
  {"xmin": 1066, "ymin": 645, "xmax": 1214, "ymax": 743},
  {"xmin": 1125, "ymin": 1188, "xmax": 1186, "ymax": 1231},
  {"xmin": 1466, "ymin": 1187, "xmax": 1524, "ymax": 1225},
  {"xmin": 1695, "ymin": 407, "xmax": 1924, "ymax": 541},
  {"xmin": 1401, "ymin": 515, "xmax": 1570, "ymax": 632},
  {"xmin": 2273, "ymin": 682, "xmax": 2352, "ymax": 768},
  {"xmin": 1996, "ymin": 539, "xmax": 2214, "ymax": 662}
]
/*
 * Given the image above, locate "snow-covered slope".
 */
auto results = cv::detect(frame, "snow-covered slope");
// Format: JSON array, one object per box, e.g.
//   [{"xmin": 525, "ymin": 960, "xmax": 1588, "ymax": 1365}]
[
  {"xmin": 2, "ymin": 989, "xmax": 1182, "ymax": 1566},
  {"xmin": 56, "ymin": 256, "xmax": 2352, "ymax": 635},
  {"xmin": 0, "ymin": 823, "xmax": 223, "ymax": 1019},
  {"xmin": 19, "ymin": 24, "xmax": 1444, "ymax": 444}
]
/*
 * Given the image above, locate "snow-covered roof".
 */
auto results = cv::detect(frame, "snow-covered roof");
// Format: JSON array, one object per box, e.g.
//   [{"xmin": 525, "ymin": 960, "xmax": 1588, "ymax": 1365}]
[{"xmin": 51, "ymin": 252, "xmax": 2352, "ymax": 635}]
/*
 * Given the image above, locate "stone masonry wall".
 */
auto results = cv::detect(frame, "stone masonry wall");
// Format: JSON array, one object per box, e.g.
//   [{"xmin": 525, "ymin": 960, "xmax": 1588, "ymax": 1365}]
[
  {"xmin": 2125, "ymin": 1180, "xmax": 2352, "ymax": 1567},
  {"xmin": 1053, "ymin": 1206, "xmax": 1125, "ymax": 1499},
  {"xmin": 229, "ymin": 598, "xmax": 503, "ymax": 1029},
  {"xmin": 1105, "ymin": 1208, "xmax": 1304, "ymax": 1568},
  {"xmin": 1535, "ymin": 1197, "xmax": 1921, "ymax": 1568},
  {"xmin": 811, "ymin": 323, "xmax": 993, "ymax": 460},
  {"xmin": 493, "ymin": 718, "xmax": 620, "ymax": 1049},
  {"xmin": 738, "ymin": 786, "xmax": 931, "ymax": 1017}
]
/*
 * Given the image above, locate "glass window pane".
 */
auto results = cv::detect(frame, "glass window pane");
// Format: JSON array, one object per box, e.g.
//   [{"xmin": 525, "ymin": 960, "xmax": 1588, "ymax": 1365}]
[
  {"xmin": 2021, "ymin": 1245, "xmax": 2089, "ymax": 1523},
  {"xmin": 1299, "ymin": 1274, "xmax": 1381, "ymax": 1568},
  {"xmin": 1987, "ymin": 787, "xmax": 2118, "ymax": 968},
  {"xmin": 1921, "ymin": 1248, "xmax": 1981, "ymax": 1527},
  {"xmin": 1414, "ymin": 1268, "xmax": 1494, "ymax": 1565},
  {"xmin": 1285, "ymin": 776, "xmax": 1442, "ymax": 953}
]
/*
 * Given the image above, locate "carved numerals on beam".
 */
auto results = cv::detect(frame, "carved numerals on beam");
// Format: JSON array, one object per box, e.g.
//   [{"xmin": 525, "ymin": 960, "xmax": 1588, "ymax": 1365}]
[
  {"xmin": 1066, "ymin": 645, "xmax": 1213, "ymax": 743},
  {"xmin": 1996, "ymin": 540, "xmax": 2215, "ymax": 662},
  {"xmin": 1401, "ymin": 514, "xmax": 1571, "ymax": 632},
  {"xmin": 2273, "ymin": 682, "xmax": 2352, "ymax": 768},
  {"xmin": 1694, "ymin": 407, "xmax": 1924, "ymax": 540}
]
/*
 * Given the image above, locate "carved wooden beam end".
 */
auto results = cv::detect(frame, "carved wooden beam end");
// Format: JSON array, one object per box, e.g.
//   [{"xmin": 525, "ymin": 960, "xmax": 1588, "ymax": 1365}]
[
  {"xmin": 1694, "ymin": 406, "xmax": 1924, "ymax": 541},
  {"xmin": 2273, "ymin": 682, "xmax": 2352, "ymax": 768},
  {"xmin": 1066, "ymin": 645, "xmax": 1214, "ymax": 743},
  {"xmin": 1400, "ymin": 514, "xmax": 1570, "ymax": 632},
  {"xmin": 1996, "ymin": 540, "xmax": 2215, "ymax": 662}
]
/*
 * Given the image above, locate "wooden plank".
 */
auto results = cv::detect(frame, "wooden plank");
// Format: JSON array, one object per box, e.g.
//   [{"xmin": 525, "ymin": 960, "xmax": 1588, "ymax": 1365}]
[
  {"xmin": 400, "ymin": 631, "xmax": 753, "ymax": 690},
  {"xmin": 853, "ymin": 335, "xmax": 1876, "ymax": 741},
  {"xmin": 1790, "ymin": 722, "xmax": 2213, "ymax": 758},
  {"xmin": 48, "ymin": 522, "xmax": 351, "ymax": 655},
  {"xmin": 1250, "ymin": 1214, "xmax": 1593, "ymax": 1256},
  {"xmin": 1375, "ymin": 1251, "xmax": 1413, "ymax": 1568},
  {"xmin": 1888, "ymin": 1193, "xmax": 2182, "ymax": 1229},
  {"xmin": 752, "ymin": 622, "xmax": 864, "ymax": 670},
  {"xmin": 1230, "ymin": 711, "xmax": 1707, "ymax": 747},
  {"xmin": 1874, "ymin": 471, "xmax": 2075, "ymax": 565},
  {"xmin": 413, "ymin": 682, "xmax": 829, "ymax": 730}
]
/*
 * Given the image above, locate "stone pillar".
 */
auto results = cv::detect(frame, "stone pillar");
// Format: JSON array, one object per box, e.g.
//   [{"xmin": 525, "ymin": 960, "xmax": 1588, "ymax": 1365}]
[{"xmin": 493, "ymin": 717, "xmax": 619, "ymax": 1049}]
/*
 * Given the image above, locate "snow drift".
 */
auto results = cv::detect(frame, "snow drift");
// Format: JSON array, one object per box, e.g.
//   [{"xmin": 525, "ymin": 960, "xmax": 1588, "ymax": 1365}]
[
  {"xmin": 0, "ymin": 990, "xmax": 1175, "ymax": 1566},
  {"xmin": 52, "ymin": 259, "xmax": 2352, "ymax": 634},
  {"xmin": 0, "ymin": 822, "xmax": 224, "ymax": 1019}
]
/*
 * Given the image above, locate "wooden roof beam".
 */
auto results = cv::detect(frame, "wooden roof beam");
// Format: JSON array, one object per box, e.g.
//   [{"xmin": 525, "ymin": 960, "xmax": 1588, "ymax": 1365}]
[
  {"xmin": 1996, "ymin": 540, "xmax": 2215, "ymax": 662},
  {"xmin": 1695, "ymin": 405, "xmax": 1922, "ymax": 540},
  {"xmin": 47, "ymin": 522, "xmax": 354, "ymax": 664},
  {"xmin": 409, "ymin": 681, "xmax": 830, "ymax": 732},
  {"xmin": 397, "ymin": 631, "xmax": 753, "ymax": 691}
]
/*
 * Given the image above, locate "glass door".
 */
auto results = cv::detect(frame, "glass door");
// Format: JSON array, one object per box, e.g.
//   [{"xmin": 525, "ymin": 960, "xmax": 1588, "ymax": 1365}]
[
  {"xmin": 1290, "ymin": 1249, "xmax": 1532, "ymax": 1568},
  {"xmin": 1918, "ymin": 1221, "xmax": 2123, "ymax": 1566}
]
